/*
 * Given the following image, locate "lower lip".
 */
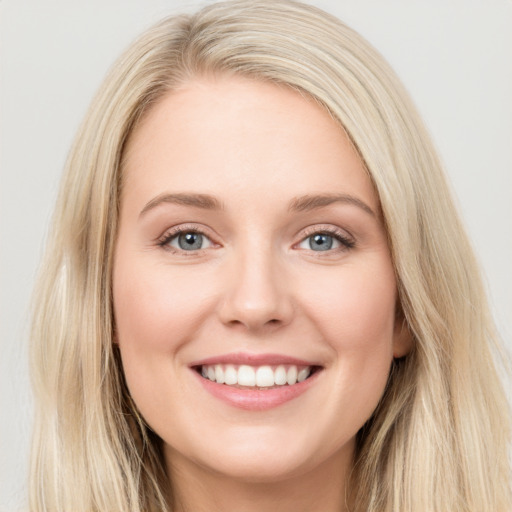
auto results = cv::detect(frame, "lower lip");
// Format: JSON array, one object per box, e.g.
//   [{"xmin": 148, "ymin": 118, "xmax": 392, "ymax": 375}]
[{"xmin": 193, "ymin": 369, "xmax": 321, "ymax": 411}]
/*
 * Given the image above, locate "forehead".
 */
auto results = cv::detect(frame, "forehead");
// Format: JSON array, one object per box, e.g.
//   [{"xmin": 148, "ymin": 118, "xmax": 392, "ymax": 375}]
[{"xmin": 121, "ymin": 75, "xmax": 377, "ymax": 212}]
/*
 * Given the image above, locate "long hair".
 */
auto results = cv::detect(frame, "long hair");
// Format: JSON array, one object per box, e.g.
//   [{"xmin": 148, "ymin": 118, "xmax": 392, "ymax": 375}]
[{"xmin": 30, "ymin": 1, "xmax": 511, "ymax": 510}]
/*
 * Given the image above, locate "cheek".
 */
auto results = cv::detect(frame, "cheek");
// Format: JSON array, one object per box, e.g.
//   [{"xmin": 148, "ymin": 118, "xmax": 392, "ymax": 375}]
[
  {"xmin": 112, "ymin": 257, "xmax": 215, "ymax": 415},
  {"xmin": 298, "ymin": 263, "xmax": 396, "ymax": 404},
  {"xmin": 113, "ymin": 258, "xmax": 215, "ymax": 354},
  {"xmin": 302, "ymin": 262, "xmax": 397, "ymax": 349}
]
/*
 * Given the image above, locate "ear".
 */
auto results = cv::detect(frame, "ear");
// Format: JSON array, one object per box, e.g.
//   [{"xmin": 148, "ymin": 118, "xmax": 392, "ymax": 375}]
[{"xmin": 392, "ymin": 305, "xmax": 413, "ymax": 358}]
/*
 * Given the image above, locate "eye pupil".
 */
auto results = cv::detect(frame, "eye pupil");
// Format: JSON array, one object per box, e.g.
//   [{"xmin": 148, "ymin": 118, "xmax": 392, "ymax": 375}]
[
  {"xmin": 309, "ymin": 234, "xmax": 333, "ymax": 251},
  {"xmin": 178, "ymin": 232, "xmax": 203, "ymax": 250}
]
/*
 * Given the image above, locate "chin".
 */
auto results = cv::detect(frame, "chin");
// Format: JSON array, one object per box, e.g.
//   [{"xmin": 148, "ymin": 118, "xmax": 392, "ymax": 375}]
[
  {"xmin": 174, "ymin": 424, "xmax": 353, "ymax": 485},
  {"xmin": 201, "ymin": 449, "xmax": 316, "ymax": 484}
]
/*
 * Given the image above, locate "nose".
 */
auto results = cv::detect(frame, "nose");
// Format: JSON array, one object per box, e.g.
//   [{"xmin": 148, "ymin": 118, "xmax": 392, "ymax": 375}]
[{"xmin": 217, "ymin": 246, "xmax": 294, "ymax": 332}]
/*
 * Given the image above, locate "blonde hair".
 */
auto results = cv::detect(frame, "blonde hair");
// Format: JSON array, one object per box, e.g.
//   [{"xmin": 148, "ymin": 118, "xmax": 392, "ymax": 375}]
[{"xmin": 30, "ymin": 1, "xmax": 511, "ymax": 510}]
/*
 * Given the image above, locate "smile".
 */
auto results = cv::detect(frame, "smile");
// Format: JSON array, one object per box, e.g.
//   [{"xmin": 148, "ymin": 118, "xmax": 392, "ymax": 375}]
[
  {"xmin": 190, "ymin": 354, "xmax": 323, "ymax": 410},
  {"xmin": 199, "ymin": 364, "xmax": 313, "ymax": 388}
]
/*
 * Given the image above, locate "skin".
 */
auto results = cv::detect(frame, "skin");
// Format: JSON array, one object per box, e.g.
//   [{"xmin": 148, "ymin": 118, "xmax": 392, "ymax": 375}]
[{"xmin": 113, "ymin": 75, "xmax": 411, "ymax": 512}]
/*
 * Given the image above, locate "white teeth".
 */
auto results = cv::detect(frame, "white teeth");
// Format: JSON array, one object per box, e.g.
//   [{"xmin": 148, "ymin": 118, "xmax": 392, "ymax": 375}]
[
  {"xmin": 224, "ymin": 364, "xmax": 237, "ymax": 385},
  {"xmin": 286, "ymin": 365, "xmax": 298, "ymax": 385},
  {"xmin": 297, "ymin": 367, "xmax": 311, "ymax": 382},
  {"xmin": 274, "ymin": 365, "xmax": 287, "ymax": 385},
  {"xmin": 215, "ymin": 365, "xmax": 225, "ymax": 384},
  {"xmin": 238, "ymin": 365, "xmax": 256, "ymax": 386},
  {"xmin": 200, "ymin": 363, "xmax": 314, "ymax": 387},
  {"xmin": 255, "ymin": 366, "xmax": 274, "ymax": 387}
]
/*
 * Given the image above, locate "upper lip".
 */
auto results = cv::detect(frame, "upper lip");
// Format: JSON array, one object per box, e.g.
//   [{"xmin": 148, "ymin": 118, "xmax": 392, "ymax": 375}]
[{"xmin": 189, "ymin": 352, "xmax": 321, "ymax": 367}]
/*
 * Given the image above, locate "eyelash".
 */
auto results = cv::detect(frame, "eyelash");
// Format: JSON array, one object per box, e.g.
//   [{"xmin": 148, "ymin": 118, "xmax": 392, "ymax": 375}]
[
  {"xmin": 157, "ymin": 225, "xmax": 355, "ymax": 253},
  {"xmin": 157, "ymin": 224, "xmax": 212, "ymax": 253},
  {"xmin": 298, "ymin": 225, "xmax": 355, "ymax": 252}
]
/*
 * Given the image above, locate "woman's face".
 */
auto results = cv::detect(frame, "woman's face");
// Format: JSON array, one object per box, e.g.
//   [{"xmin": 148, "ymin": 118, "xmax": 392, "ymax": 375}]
[{"xmin": 113, "ymin": 76, "xmax": 410, "ymax": 484}]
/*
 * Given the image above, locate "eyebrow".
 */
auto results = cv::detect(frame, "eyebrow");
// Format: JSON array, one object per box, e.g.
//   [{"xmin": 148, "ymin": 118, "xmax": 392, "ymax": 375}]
[
  {"xmin": 139, "ymin": 191, "xmax": 375, "ymax": 218},
  {"xmin": 139, "ymin": 193, "xmax": 223, "ymax": 217},
  {"xmin": 289, "ymin": 194, "xmax": 376, "ymax": 217}
]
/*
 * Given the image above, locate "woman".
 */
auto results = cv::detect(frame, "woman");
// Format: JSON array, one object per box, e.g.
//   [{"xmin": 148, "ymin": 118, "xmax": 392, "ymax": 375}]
[{"xmin": 29, "ymin": 1, "xmax": 511, "ymax": 510}]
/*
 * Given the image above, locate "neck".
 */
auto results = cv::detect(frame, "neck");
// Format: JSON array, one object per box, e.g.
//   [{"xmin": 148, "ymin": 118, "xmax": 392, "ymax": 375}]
[{"xmin": 165, "ymin": 446, "xmax": 352, "ymax": 512}]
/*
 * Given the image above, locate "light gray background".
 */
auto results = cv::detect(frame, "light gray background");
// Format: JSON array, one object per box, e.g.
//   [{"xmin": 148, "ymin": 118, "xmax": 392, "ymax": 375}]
[{"xmin": 1, "ymin": 1, "xmax": 511, "ymax": 509}]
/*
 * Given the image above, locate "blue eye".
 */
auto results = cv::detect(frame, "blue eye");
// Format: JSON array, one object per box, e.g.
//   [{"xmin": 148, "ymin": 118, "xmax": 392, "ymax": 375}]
[
  {"xmin": 306, "ymin": 233, "xmax": 336, "ymax": 251},
  {"xmin": 166, "ymin": 231, "xmax": 212, "ymax": 251},
  {"xmin": 297, "ymin": 230, "xmax": 354, "ymax": 252}
]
